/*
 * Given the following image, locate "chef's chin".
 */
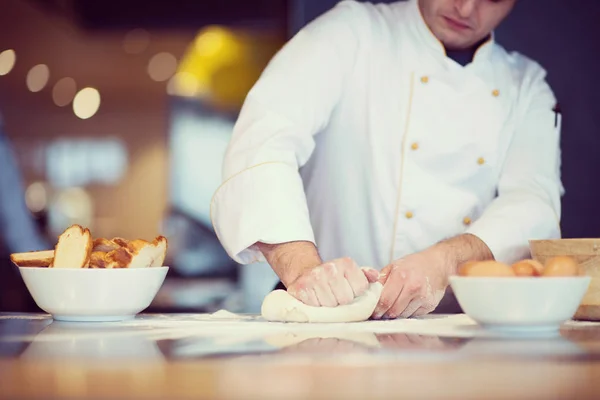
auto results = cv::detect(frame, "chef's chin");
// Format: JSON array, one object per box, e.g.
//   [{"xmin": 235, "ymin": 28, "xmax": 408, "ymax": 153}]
[{"xmin": 435, "ymin": 24, "xmax": 482, "ymax": 51}]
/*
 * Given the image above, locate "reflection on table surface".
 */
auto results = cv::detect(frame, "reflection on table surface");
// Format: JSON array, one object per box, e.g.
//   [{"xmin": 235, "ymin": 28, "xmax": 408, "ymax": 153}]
[{"xmin": 1, "ymin": 312, "xmax": 600, "ymax": 399}]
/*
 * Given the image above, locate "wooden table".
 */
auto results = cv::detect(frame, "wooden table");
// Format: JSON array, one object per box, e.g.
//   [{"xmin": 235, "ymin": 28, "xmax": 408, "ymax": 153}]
[{"xmin": 1, "ymin": 312, "xmax": 600, "ymax": 399}]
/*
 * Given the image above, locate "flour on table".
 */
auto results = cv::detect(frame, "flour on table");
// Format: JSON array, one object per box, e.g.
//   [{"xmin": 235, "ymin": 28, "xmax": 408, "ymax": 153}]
[
  {"xmin": 261, "ymin": 282, "xmax": 383, "ymax": 323},
  {"xmin": 210, "ymin": 310, "xmax": 253, "ymax": 320}
]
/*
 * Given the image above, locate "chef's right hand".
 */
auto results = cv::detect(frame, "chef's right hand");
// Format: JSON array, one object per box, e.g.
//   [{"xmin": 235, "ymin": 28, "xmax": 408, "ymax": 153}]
[
  {"xmin": 286, "ymin": 257, "xmax": 380, "ymax": 307},
  {"xmin": 257, "ymin": 241, "xmax": 379, "ymax": 307}
]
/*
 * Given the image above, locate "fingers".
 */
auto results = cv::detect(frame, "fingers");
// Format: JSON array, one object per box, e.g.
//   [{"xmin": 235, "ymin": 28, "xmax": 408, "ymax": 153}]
[
  {"xmin": 339, "ymin": 257, "xmax": 369, "ymax": 297},
  {"xmin": 372, "ymin": 265, "xmax": 424, "ymax": 319},
  {"xmin": 324, "ymin": 262, "xmax": 355, "ymax": 305},
  {"xmin": 386, "ymin": 277, "xmax": 422, "ymax": 319},
  {"xmin": 398, "ymin": 298, "xmax": 423, "ymax": 319},
  {"xmin": 361, "ymin": 267, "xmax": 380, "ymax": 283},
  {"xmin": 372, "ymin": 265, "xmax": 404, "ymax": 319},
  {"xmin": 287, "ymin": 257, "xmax": 370, "ymax": 307},
  {"xmin": 412, "ymin": 300, "xmax": 438, "ymax": 317},
  {"xmin": 378, "ymin": 265, "xmax": 393, "ymax": 285},
  {"xmin": 304, "ymin": 288, "xmax": 320, "ymax": 306},
  {"xmin": 310, "ymin": 266, "xmax": 338, "ymax": 307},
  {"xmin": 293, "ymin": 287, "xmax": 319, "ymax": 306},
  {"xmin": 314, "ymin": 284, "xmax": 337, "ymax": 307}
]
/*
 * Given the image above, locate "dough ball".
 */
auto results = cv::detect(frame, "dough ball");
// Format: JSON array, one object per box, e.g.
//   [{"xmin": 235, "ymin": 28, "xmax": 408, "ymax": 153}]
[{"xmin": 261, "ymin": 282, "xmax": 383, "ymax": 323}]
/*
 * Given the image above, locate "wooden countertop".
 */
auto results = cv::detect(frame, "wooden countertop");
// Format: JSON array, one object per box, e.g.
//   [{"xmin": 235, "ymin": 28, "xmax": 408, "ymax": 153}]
[{"xmin": 2, "ymin": 312, "xmax": 600, "ymax": 399}]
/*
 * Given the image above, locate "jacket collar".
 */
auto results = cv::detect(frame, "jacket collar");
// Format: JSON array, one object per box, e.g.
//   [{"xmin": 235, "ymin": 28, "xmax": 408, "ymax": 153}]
[{"xmin": 405, "ymin": 0, "xmax": 495, "ymax": 65}]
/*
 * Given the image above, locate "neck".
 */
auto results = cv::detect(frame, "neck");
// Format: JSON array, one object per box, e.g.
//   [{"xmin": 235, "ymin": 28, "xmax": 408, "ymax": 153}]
[
  {"xmin": 444, "ymin": 35, "xmax": 491, "ymax": 66},
  {"xmin": 444, "ymin": 35, "xmax": 491, "ymax": 53}
]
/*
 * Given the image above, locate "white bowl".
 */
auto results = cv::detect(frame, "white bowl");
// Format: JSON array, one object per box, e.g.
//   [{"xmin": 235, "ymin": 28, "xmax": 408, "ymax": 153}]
[
  {"xmin": 449, "ymin": 276, "xmax": 591, "ymax": 333},
  {"xmin": 18, "ymin": 267, "xmax": 169, "ymax": 322}
]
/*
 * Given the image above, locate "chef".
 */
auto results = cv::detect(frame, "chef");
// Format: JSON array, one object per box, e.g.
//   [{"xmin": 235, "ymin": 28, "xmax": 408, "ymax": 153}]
[{"xmin": 211, "ymin": 0, "xmax": 563, "ymax": 319}]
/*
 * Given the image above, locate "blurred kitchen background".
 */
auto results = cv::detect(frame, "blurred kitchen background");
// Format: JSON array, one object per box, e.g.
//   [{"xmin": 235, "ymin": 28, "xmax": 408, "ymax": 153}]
[{"xmin": 0, "ymin": 0, "xmax": 599, "ymax": 314}]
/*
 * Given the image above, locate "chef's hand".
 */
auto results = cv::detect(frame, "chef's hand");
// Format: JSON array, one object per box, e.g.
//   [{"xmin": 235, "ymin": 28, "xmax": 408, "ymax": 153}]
[
  {"xmin": 371, "ymin": 249, "xmax": 449, "ymax": 320},
  {"xmin": 257, "ymin": 241, "xmax": 379, "ymax": 307},
  {"xmin": 371, "ymin": 234, "xmax": 493, "ymax": 319},
  {"xmin": 287, "ymin": 257, "xmax": 380, "ymax": 307}
]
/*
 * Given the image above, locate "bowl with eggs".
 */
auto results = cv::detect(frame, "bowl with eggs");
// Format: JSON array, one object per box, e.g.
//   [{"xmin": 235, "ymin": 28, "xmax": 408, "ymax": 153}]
[
  {"xmin": 11, "ymin": 225, "xmax": 169, "ymax": 322},
  {"xmin": 449, "ymin": 256, "xmax": 590, "ymax": 333},
  {"xmin": 530, "ymin": 238, "xmax": 600, "ymax": 321}
]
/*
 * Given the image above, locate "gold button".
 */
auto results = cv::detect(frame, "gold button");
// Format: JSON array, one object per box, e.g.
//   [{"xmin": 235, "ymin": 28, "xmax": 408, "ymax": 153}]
[
  {"xmin": 405, "ymin": 211, "xmax": 414, "ymax": 219},
  {"xmin": 492, "ymin": 89, "xmax": 500, "ymax": 97},
  {"xmin": 463, "ymin": 217, "xmax": 472, "ymax": 226},
  {"xmin": 477, "ymin": 157, "xmax": 485, "ymax": 165},
  {"xmin": 421, "ymin": 76, "xmax": 429, "ymax": 84},
  {"xmin": 411, "ymin": 142, "xmax": 419, "ymax": 150}
]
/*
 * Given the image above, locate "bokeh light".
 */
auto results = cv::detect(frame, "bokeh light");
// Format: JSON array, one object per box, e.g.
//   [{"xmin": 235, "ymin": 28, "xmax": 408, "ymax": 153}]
[
  {"xmin": 26, "ymin": 64, "xmax": 50, "ymax": 92},
  {"xmin": 147, "ymin": 52, "xmax": 177, "ymax": 82},
  {"xmin": 25, "ymin": 182, "xmax": 48, "ymax": 213},
  {"xmin": 52, "ymin": 77, "xmax": 77, "ymax": 107},
  {"xmin": 0, "ymin": 49, "xmax": 16, "ymax": 76},
  {"xmin": 73, "ymin": 87, "xmax": 101, "ymax": 119},
  {"xmin": 167, "ymin": 72, "xmax": 204, "ymax": 97}
]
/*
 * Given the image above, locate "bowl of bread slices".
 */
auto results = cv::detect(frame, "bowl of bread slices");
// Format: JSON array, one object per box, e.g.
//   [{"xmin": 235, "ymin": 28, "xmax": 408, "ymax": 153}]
[{"xmin": 10, "ymin": 224, "xmax": 169, "ymax": 322}]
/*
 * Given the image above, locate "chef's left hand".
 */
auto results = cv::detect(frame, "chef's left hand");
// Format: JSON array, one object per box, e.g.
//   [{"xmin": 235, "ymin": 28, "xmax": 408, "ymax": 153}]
[{"xmin": 371, "ymin": 247, "xmax": 451, "ymax": 319}]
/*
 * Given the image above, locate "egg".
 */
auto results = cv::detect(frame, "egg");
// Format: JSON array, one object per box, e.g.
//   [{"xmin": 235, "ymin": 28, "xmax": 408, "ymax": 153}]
[
  {"xmin": 542, "ymin": 256, "xmax": 582, "ymax": 277},
  {"xmin": 464, "ymin": 261, "xmax": 516, "ymax": 277},
  {"xmin": 458, "ymin": 261, "xmax": 478, "ymax": 276},
  {"xmin": 511, "ymin": 259, "xmax": 544, "ymax": 277}
]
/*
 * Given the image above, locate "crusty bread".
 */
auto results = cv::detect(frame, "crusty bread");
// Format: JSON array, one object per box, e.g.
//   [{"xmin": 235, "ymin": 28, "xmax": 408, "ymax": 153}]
[
  {"xmin": 150, "ymin": 236, "xmax": 168, "ymax": 268},
  {"xmin": 92, "ymin": 238, "xmax": 120, "ymax": 253},
  {"xmin": 89, "ymin": 251, "xmax": 107, "ymax": 268},
  {"xmin": 51, "ymin": 225, "xmax": 93, "ymax": 269},
  {"xmin": 125, "ymin": 239, "xmax": 149, "ymax": 253},
  {"xmin": 111, "ymin": 237, "xmax": 130, "ymax": 248},
  {"xmin": 11, "ymin": 226, "xmax": 167, "ymax": 270},
  {"xmin": 105, "ymin": 247, "xmax": 133, "ymax": 269},
  {"xmin": 90, "ymin": 248, "xmax": 133, "ymax": 269},
  {"xmin": 10, "ymin": 250, "xmax": 55, "ymax": 267},
  {"xmin": 127, "ymin": 242, "xmax": 157, "ymax": 269},
  {"xmin": 124, "ymin": 236, "xmax": 168, "ymax": 269}
]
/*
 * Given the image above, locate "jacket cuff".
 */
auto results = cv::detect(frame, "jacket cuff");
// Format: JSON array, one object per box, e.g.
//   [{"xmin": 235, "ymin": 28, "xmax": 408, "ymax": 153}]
[{"xmin": 211, "ymin": 162, "xmax": 315, "ymax": 264}]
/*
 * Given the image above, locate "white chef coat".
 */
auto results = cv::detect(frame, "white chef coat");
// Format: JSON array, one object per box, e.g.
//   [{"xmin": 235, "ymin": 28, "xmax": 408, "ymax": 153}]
[{"xmin": 211, "ymin": 0, "xmax": 564, "ymax": 272}]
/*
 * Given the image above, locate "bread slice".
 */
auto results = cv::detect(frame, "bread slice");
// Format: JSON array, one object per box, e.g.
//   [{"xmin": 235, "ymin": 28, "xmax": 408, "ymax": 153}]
[
  {"xmin": 150, "ymin": 236, "xmax": 168, "ymax": 267},
  {"xmin": 125, "ymin": 239, "xmax": 149, "ymax": 253},
  {"xmin": 52, "ymin": 225, "xmax": 93, "ymax": 269},
  {"xmin": 111, "ymin": 237, "xmax": 130, "ymax": 248},
  {"xmin": 123, "ymin": 236, "xmax": 168, "ymax": 269},
  {"xmin": 10, "ymin": 250, "xmax": 55, "ymax": 267},
  {"xmin": 89, "ymin": 251, "xmax": 107, "ymax": 268},
  {"xmin": 127, "ymin": 242, "xmax": 156, "ymax": 269},
  {"xmin": 92, "ymin": 238, "xmax": 120, "ymax": 253},
  {"xmin": 105, "ymin": 247, "xmax": 133, "ymax": 269}
]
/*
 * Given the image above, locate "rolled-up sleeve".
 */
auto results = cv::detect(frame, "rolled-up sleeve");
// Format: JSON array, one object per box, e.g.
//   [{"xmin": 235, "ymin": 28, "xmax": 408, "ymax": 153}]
[
  {"xmin": 466, "ymin": 65, "xmax": 564, "ymax": 264},
  {"xmin": 210, "ymin": 1, "xmax": 363, "ymax": 264}
]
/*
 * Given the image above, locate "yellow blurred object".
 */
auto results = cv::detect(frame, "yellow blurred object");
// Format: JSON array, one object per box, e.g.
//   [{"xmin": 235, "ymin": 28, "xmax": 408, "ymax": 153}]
[{"xmin": 172, "ymin": 25, "xmax": 283, "ymax": 111}]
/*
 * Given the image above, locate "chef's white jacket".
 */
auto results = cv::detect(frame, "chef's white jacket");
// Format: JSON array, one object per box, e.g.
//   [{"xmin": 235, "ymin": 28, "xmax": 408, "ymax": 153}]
[{"xmin": 211, "ymin": 0, "xmax": 564, "ymax": 271}]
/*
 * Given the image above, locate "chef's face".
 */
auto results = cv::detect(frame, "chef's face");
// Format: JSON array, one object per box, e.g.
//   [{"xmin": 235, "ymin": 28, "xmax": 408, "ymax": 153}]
[{"xmin": 418, "ymin": 0, "xmax": 517, "ymax": 50}]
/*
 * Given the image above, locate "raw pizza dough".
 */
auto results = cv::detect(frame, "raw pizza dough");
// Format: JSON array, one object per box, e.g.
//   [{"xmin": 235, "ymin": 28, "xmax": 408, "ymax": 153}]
[{"xmin": 261, "ymin": 282, "xmax": 383, "ymax": 323}]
